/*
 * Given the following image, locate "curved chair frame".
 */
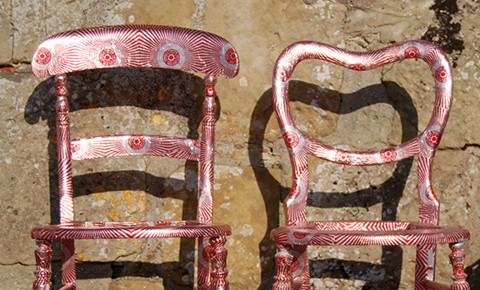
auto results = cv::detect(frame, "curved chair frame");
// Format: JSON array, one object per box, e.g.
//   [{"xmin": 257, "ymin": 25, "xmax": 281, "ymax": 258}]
[
  {"xmin": 31, "ymin": 25, "xmax": 239, "ymax": 290},
  {"xmin": 270, "ymin": 40, "xmax": 470, "ymax": 290}
]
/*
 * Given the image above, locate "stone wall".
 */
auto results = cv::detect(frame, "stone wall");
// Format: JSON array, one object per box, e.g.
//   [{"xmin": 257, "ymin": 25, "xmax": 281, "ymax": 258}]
[{"xmin": 0, "ymin": 0, "xmax": 478, "ymax": 289}]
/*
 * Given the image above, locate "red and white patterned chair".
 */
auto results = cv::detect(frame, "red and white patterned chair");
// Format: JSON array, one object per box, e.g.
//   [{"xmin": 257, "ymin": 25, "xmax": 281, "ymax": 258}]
[
  {"xmin": 30, "ymin": 25, "xmax": 239, "ymax": 290},
  {"xmin": 270, "ymin": 40, "xmax": 470, "ymax": 289}
]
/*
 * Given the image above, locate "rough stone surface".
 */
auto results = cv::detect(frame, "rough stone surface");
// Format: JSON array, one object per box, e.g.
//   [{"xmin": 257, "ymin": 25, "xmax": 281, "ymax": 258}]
[
  {"xmin": 1, "ymin": 1, "xmax": 479, "ymax": 289},
  {"xmin": 0, "ymin": 0, "xmax": 12, "ymax": 64},
  {"xmin": 0, "ymin": 264, "xmax": 36, "ymax": 290},
  {"xmin": 0, "ymin": 73, "xmax": 51, "ymax": 265},
  {"xmin": 108, "ymin": 278, "xmax": 165, "ymax": 290}
]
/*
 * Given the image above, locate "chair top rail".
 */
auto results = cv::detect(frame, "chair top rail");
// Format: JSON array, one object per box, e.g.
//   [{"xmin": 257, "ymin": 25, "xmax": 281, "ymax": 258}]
[
  {"xmin": 32, "ymin": 25, "xmax": 239, "ymax": 78},
  {"xmin": 272, "ymin": 40, "xmax": 452, "ymax": 165}
]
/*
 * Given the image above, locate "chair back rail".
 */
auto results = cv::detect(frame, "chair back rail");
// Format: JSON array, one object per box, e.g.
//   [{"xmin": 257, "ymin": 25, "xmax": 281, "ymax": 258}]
[
  {"xmin": 32, "ymin": 25, "xmax": 239, "ymax": 78},
  {"xmin": 272, "ymin": 40, "xmax": 452, "ymax": 226}
]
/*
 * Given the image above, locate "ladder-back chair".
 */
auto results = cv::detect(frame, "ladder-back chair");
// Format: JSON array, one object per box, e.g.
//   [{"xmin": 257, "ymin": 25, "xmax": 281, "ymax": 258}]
[
  {"xmin": 270, "ymin": 40, "xmax": 470, "ymax": 289},
  {"xmin": 30, "ymin": 25, "xmax": 239, "ymax": 290}
]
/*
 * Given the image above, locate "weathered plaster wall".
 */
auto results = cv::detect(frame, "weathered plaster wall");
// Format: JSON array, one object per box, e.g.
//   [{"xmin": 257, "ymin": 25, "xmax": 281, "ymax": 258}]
[{"xmin": 0, "ymin": 0, "xmax": 478, "ymax": 289}]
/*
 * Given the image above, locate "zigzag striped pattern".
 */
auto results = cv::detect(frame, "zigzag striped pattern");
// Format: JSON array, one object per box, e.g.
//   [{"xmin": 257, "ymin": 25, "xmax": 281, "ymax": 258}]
[
  {"xmin": 60, "ymin": 239, "xmax": 75, "ymax": 286},
  {"xmin": 32, "ymin": 221, "xmax": 231, "ymax": 240},
  {"xmin": 271, "ymin": 221, "xmax": 469, "ymax": 246},
  {"xmin": 271, "ymin": 40, "xmax": 470, "ymax": 289},
  {"xmin": 31, "ymin": 25, "xmax": 236, "ymax": 290},
  {"xmin": 71, "ymin": 135, "xmax": 201, "ymax": 161},
  {"xmin": 197, "ymin": 94, "xmax": 217, "ymax": 224},
  {"xmin": 55, "ymin": 78, "xmax": 75, "ymax": 225},
  {"xmin": 31, "ymin": 25, "xmax": 239, "ymax": 78}
]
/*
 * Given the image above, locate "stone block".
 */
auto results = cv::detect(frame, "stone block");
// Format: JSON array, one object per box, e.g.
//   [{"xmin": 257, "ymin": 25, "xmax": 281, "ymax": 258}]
[
  {"xmin": 12, "ymin": 0, "xmax": 46, "ymax": 62},
  {"xmin": 213, "ymin": 165, "xmax": 281, "ymax": 289},
  {"xmin": 0, "ymin": 0, "xmax": 12, "ymax": 64},
  {"xmin": 0, "ymin": 72, "xmax": 50, "ymax": 265},
  {"xmin": 108, "ymin": 278, "xmax": 165, "ymax": 290},
  {"xmin": 0, "ymin": 264, "xmax": 36, "ymax": 290}
]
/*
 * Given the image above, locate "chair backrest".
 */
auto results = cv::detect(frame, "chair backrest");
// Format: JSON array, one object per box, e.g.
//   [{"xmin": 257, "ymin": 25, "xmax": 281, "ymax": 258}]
[
  {"xmin": 31, "ymin": 25, "xmax": 239, "ymax": 78},
  {"xmin": 31, "ymin": 25, "xmax": 239, "ymax": 224},
  {"xmin": 272, "ymin": 40, "xmax": 452, "ymax": 226}
]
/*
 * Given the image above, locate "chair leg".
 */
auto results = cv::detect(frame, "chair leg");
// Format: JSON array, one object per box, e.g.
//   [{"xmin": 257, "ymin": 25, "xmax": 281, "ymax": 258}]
[
  {"xmin": 209, "ymin": 236, "xmax": 229, "ymax": 290},
  {"xmin": 415, "ymin": 244, "xmax": 436, "ymax": 290},
  {"xmin": 449, "ymin": 242, "xmax": 469, "ymax": 290},
  {"xmin": 61, "ymin": 239, "xmax": 76, "ymax": 289},
  {"xmin": 33, "ymin": 239, "xmax": 53, "ymax": 290},
  {"xmin": 273, "ymin": 245, "xmax": 293, "ymax": 290},
  {"xmin": 198, "ymin": 237, "xmax": 211, "ymax": 290},
  {"xmin": 292, "ymin": 245, "xmax": 310, "ymax": 290}
]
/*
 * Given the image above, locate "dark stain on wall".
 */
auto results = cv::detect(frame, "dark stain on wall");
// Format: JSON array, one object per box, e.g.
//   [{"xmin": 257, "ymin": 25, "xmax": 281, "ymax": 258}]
[{"xmin": 422, "ymin": 0, "xmax": 464, "ymax": 67}]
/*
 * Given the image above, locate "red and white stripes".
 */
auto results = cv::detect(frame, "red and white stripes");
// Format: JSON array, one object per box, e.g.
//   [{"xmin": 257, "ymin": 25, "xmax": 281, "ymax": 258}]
[
  {"xmin": 271, "ymin": 40, "xmax": 469, "ymax": 289},
  {"xmin": 70, "ymin": 135, "xmax": 201, "ymax": 161},
  {"xmin": 31, "ymin": 25, "xmax": 237, "ymax": 290},
  {"xmin": 32, "ymin": 25, "xmax": 239, "ymax": 79}
]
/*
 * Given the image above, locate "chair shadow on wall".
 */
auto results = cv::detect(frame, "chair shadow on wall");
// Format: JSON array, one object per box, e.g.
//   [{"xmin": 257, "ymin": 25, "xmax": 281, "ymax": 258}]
[
  {"xmin": 249, "ymin": 80, "xmax": 420, "ymax": 289},
  {"xmin": 465, "ymin": 259, "xmax": 480, "ymax": 290},
  {"xmin": 25, "ymin": 67, "xmax": 216, "ymax": 290}
]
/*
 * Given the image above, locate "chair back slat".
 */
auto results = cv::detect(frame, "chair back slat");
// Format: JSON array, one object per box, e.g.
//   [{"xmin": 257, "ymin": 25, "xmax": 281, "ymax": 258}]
[{"xmin": 70, "ymin": 135, "xmax": 200, "ymax": 161}]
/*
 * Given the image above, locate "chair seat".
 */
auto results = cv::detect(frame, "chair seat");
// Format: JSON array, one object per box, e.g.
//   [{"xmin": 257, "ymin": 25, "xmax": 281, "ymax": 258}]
[
  {"xmin": 32, "ymin": 220, "xmax": 231, "ymax": 240},
  {"xmin": 270, "ymin": 221, "xmax": 470, "ymax": 246}
]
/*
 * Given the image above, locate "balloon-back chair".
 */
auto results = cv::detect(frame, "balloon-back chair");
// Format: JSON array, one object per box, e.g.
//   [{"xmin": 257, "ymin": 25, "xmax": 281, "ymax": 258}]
[
  {"xmin": 30, "ymin": 25, "xmax": 239, "ymax": 290},
  {"xmin": 270, "ymin": 40, "xmax": 470, "ymax": 290}
]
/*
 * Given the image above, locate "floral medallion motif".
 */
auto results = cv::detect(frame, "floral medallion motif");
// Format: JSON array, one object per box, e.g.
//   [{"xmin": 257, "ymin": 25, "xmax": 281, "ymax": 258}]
[
  {"xmin": 349, "ymin": 63, "xmax": 366, "ymax": 71},
  {"xmin": 283, "ymin": 131, "xmax": 299, "ymax": 149},
  {"xmin": 93, "ymin": 44, "xmax": 121, "ymax": 68},
  {"xmin": 98, "ymin": 48, "xmax": 117, "ymax": 66},
  {"xmin": 157, "ymin": 43, "xmax": 186, "ymax": 69},
  {"xmin": 224, "ymin": 47, "xmax": 238, "ymax": 65},
  {"xmin": 163, "ymin": 48, "xmax": 180, "ymax": 66},
  {"xmin": 193, "ymin": 139, "xmax": 201, "ymax": 148},
  {"xmin": 404, "ymin": 46, "xmax": 421, "ymax": 58},
  {"xmin": 128, "ymin": 135, "xmax": 147, "ymax": 151},
  {"xmin": 380, "ymin": 148, "xmax": 397, "ymax": 162},
  {"xmin": 34, "ymin": 47, "xmax": 52, "ymax": 65},
  {"xmin": 274, "ymin": 66, "xmax": 291, "ymax": 82},
  {"xmin": 335, "ymin": 150, "xmax": 352, "ymax": 164},
  {"xmin": 425, "ymin": 130, "xmax": 441, "ymax": 148},
  {"xmin": 220, "ymin": 43, "xmax": 239, "ymax": 72},
  {"xmin": 32, "ymin": 45, "xmax": 56, "ymax": 72},
  {"xmin": 434, "ymin": 66, "xmax": 448, "ymax": 83}
]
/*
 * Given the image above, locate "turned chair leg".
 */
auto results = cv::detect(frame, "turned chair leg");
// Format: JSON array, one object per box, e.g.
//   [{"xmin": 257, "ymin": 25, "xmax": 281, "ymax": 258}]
[
  {"xmin": 273, "ymin": 245, "xmax": 293, "ymax": 290},
  {"xmin": 60, "ymin": 239, "xmax": 76, "ymax": 289},
  {"xmin": 209, "ymin": 236, "xmax": 229, "ymax": 290},
  {"xmin": 33, "ymin": 239, "xmax": 53, "ymax": 290},
  {"xmin": 198, "ymin": 237, "xmax": 212, "ymax": 290},
  {"xmin": 293, "ymin": 245, "xmax": 310, "ymax": 290},
  {"xmin": 449, "ymin": 242, "xmax": 470, "ymax": 290}
]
